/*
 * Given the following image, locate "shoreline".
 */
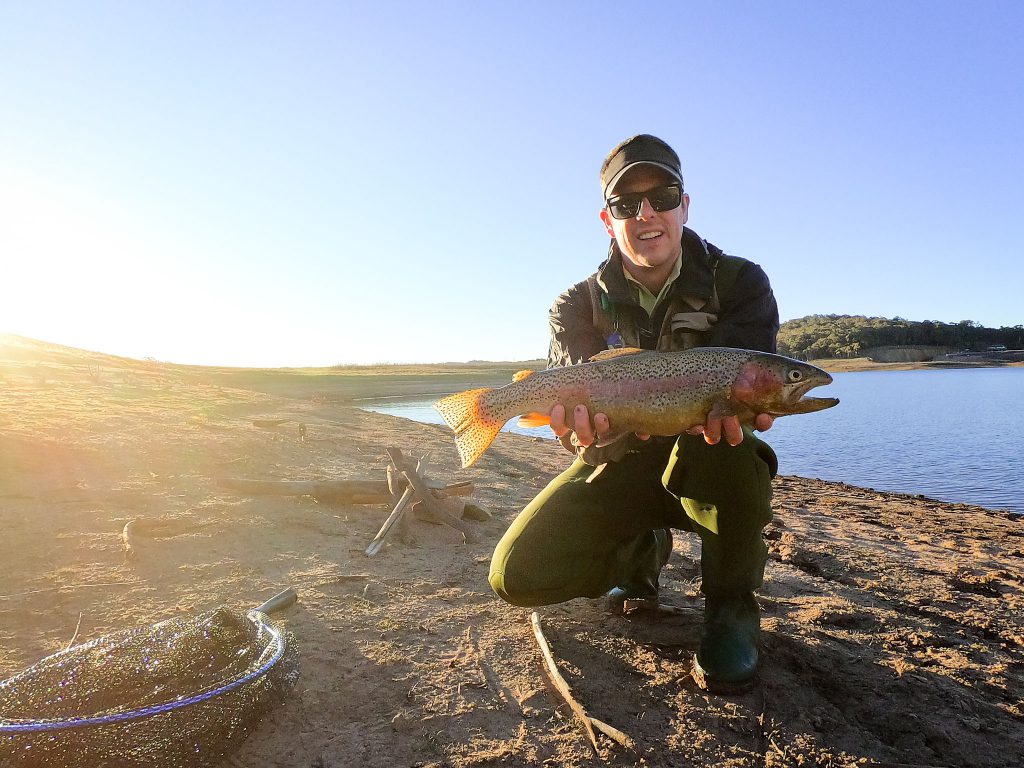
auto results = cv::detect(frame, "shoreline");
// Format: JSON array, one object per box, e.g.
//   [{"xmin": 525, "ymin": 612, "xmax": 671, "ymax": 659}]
[{"xmin": 811, "ymin": 355, "xmax": 1024, "ymax": 373}]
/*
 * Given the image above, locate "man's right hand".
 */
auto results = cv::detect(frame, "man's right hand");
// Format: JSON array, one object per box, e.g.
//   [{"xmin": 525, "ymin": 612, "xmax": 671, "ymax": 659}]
[{"xmin": 549, "ymin": 403, "xmax": 649, "ymax": 447}]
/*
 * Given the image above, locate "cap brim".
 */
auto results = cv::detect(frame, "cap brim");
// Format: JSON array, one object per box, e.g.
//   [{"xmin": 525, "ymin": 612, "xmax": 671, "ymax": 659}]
[{"xmin": 603, "ymin": 161, "xmax": 683, "ymax": 198}]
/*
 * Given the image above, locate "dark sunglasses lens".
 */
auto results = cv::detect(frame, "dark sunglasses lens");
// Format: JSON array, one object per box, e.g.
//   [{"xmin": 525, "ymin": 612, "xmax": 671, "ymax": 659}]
[
  {"xmin": 608, "ymin": 195, "xmax": 641, "ymax": 219},
  {"xmin": 649, "ymin": 186, "xmax": 681, "ymax": 211}
]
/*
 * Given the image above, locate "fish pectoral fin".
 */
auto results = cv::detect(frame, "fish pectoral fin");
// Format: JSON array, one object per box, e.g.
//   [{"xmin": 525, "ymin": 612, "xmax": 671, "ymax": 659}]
[
  {"xmin": 593, "ymin": 429, "xmax": 630, "ymax": 447},
  {"xmin": 517, "ymin": 411, "xmax": 551, "ymax": 428},
  {"xmin": 588, "ymin": 347, "xmax": 649, "ymax": 362},
  {"xmin": 708, "ymin": 401, "xmax": 738, "ymax": 420}
]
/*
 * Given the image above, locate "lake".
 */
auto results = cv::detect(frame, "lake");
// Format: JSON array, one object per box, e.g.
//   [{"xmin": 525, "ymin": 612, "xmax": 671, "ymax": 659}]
[{"xmin": 359, "ymin": 367, "xmax": 1024, "ymax": 515}]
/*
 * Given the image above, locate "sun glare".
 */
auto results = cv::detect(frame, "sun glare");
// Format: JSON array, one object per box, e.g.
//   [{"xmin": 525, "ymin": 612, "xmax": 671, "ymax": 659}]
[{"xmin": 1, "ymin": 176, "xmax": 203, "ymax": 362}]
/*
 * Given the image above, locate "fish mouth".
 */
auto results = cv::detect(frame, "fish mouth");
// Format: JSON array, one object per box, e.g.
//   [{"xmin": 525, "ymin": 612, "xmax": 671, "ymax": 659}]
[
  {"xmin": 775, "ymin": 378, "xmax": 840, "ymax": 415},
  {"xmin": 779, "ymin": 395, "xmax": 840, "ymax": 415}
]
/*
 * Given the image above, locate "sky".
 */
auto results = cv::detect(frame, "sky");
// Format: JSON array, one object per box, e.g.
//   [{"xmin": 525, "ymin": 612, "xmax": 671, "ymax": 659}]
[{"xmin": 2, "ymin": 2, "xmax": 1022, "ymax": 367}]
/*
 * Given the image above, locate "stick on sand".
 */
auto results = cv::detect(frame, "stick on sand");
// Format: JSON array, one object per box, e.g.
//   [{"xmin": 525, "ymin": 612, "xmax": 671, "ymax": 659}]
[{"xmin": 530, "ymin": 611, "xmax": 601, "ymax": 755}]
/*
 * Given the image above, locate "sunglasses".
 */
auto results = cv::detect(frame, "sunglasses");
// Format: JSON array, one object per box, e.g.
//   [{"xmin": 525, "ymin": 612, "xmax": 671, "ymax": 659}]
[{"xmin": 605, "ymin": 184, "xmax": 682, "ymax": 220}]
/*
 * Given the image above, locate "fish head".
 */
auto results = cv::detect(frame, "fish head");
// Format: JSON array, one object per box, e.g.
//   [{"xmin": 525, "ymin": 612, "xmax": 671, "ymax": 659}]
[{"xmin": 731, "ymin": 353, "xmax": 840, "ymax": 417}]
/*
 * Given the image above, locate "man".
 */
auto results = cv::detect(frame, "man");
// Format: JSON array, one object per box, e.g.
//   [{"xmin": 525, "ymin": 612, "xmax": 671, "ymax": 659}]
[{"xmin": 488, "ymin": 134, "xmax": 780, "ymax": 692}]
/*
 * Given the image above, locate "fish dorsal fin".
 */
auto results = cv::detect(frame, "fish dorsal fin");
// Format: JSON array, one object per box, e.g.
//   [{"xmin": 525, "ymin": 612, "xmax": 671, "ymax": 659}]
[
  {"xmin": 589, "ymin": 347, "xmax": 647, "ymax": 362},
  {"xmin": 512, "ymin": 370, "xmax": 535, "ymax": 382}
]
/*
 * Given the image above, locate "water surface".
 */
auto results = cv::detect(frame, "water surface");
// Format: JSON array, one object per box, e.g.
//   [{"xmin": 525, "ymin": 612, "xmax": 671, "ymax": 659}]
[{"xmin": 360, "ymin": 367, "xmax": 1023, "ymax": 514}]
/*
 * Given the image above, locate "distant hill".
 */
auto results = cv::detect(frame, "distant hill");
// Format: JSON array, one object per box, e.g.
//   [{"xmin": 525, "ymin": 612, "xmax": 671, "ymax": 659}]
[
  {"xmin": 0, "ymin": 333, "xmax": 546, "ymax": 401},
  {"xmin": 0, "ymin": 334, "xmax": 544, "ymax": 375},
  {"xmin": 778, "ymin": 315, "xmax": 1024, "ymax": 361}
]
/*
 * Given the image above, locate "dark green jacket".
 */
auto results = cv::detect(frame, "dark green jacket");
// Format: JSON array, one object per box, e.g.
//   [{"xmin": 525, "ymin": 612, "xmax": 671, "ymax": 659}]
[{"xmin": 549, "ymin": 226, "xmax": 779, "ymax": 367}]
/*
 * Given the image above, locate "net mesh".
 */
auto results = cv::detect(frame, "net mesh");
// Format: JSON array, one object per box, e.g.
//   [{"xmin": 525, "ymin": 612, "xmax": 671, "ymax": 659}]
[{"xmin": 1, "ymin": 607, "xmax": 298, "ymax": 767}]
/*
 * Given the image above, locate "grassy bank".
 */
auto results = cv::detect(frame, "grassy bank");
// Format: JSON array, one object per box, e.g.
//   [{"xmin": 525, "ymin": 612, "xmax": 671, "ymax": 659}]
[
  {"xmin": 0, "ymin": 333, "xmax": 546, "ymax": 402},
  {"xmin": 206, "ymin": 362, "xmax": 547, "ymax": 402}
]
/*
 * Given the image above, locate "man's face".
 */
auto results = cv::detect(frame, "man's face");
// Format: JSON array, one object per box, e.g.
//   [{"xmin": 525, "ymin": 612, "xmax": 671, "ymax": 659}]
[{"xmin": 599, "ymin": 166, "xmax": 689, "ymax": 275}]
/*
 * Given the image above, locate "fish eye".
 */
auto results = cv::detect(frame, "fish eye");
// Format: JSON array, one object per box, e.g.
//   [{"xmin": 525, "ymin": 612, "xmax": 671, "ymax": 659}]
[{"xmin": 787, "ymin": 369, "xmax": 804, "ymax": 383}]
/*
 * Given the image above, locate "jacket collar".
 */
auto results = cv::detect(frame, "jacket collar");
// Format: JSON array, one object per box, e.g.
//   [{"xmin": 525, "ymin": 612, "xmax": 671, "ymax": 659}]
[{"xmin": 596, "ymin": 226, "xmax": 716, "ymax": 306}]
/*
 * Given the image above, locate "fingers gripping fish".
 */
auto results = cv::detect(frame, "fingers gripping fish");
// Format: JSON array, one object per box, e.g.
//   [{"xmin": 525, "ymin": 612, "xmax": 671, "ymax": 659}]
[{"xmin": 433, "ymin": 347, "xmax": 839, "ymax": 468}]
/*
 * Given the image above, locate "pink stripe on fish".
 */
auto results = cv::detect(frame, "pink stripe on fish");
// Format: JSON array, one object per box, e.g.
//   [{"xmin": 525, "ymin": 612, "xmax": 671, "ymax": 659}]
[{"xmin": 586, "ymin": 374, "xmax": 709, "ymax": 399}]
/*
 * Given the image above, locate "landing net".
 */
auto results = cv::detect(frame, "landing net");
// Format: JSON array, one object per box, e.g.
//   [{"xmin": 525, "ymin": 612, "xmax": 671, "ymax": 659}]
[{"xmin": 1, "ymin": 605, "xmax": 298, "ymax": 767}]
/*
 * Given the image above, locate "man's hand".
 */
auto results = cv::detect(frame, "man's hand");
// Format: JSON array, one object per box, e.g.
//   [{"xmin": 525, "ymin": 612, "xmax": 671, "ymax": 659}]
[
  {"xmin": 686, "ymin": 413, "xmax": 774, "ymax": 446},
  {"xmin": 549, "ymin": 403, "xmax": 650, "ymax": 447}
]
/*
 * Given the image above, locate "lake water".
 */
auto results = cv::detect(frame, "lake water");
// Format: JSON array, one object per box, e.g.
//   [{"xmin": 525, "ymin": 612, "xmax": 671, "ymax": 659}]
[{"xmin": 360, "ymin": 368, "xmax": 1024, "ymax": 515}]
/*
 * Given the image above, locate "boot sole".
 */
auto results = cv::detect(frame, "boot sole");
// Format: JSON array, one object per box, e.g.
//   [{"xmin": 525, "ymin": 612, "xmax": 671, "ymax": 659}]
[
  {"xmin": 605, "ymin": 589, "xmax": 659, "ymax": 615},
  {"xmin": 691, "ymin": 657, "xmax": 757, "ymax": 694}
]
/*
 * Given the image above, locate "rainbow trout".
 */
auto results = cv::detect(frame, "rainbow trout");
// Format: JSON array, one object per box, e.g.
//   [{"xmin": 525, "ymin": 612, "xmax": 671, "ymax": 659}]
[{"xmin": 434, "ymin": 346, "xmax": 838, "ymax": 468}]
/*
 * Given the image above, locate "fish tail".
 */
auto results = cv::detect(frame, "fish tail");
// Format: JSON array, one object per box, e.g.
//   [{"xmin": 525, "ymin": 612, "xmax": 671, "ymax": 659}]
[{"xmin": 433, "ymin": 388, "xmax": 505, "ymax": 468}]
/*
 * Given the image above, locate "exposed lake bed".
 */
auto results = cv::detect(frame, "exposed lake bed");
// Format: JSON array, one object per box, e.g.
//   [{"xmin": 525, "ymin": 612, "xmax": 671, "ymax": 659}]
[{"xmin": 3, "ymin": 336, "xmax": 1023, "ymax": 766}]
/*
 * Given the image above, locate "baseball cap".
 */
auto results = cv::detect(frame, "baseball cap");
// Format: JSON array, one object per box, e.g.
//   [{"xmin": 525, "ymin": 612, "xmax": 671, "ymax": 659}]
[{"xmin": 600, "ymin": 134, "xmax": 683, "ymax": 199}]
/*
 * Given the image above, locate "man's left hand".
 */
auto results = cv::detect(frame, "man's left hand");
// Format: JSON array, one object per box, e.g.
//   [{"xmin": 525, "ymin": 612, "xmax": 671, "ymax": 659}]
[{"xmin": 686, "ymin": 413, "xmax": 774, "ymax": 446}]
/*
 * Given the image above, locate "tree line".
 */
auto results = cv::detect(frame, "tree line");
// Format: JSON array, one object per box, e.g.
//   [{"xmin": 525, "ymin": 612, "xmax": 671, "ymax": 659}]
[{"xmin": 777, "ymin": 315, "xmax": 1024, "ymax": 360}]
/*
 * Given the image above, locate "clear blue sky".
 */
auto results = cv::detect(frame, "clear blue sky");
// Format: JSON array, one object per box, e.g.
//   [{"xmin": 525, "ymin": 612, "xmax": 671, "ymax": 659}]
[{"xmin": 3, "ymin": 2, "xmax": 1022, "ymax": 367}]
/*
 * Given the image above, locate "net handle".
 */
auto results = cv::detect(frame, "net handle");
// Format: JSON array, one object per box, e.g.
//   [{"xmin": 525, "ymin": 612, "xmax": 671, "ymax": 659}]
[{"xmin": 254, "ymin": 588, "xmax": 298, "ymax": 615}]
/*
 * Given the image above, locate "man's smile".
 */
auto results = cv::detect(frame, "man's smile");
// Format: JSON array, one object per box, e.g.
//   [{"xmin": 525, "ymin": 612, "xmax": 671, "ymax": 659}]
[{"xmin": 638, "ymin": 231, "xmax": 663, "ymax": 240}]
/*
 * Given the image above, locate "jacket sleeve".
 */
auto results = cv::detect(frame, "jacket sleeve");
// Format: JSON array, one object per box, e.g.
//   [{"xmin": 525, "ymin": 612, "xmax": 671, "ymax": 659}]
[
  {"xmin": 706, "ymin": 260, "xmax": 780, "ymax": 354},
  {"xmin": 548, "ymin": 281, "xmax": 608, "ymax": 367}
]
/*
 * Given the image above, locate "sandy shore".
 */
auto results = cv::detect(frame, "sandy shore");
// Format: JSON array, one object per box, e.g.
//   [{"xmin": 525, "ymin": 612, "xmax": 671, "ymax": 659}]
[
  {"xmin": 2, "ymin": 336, "xmax": 1023, "ymax": 767},
  {"xmin": 810, "ymin": 356, "xmax": 1024, "ymax": 373}
]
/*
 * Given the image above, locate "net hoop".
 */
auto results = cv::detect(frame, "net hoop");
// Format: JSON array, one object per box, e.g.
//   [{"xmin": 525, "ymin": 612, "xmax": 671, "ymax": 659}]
[{"xmin": 0, "ymin": 609, "xmax": 286, "ymax": 734}]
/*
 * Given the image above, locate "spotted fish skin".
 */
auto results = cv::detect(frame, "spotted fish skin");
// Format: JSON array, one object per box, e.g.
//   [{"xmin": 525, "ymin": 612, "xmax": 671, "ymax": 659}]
[{"xmin": 433, "ymin": 347, "xmax": 838, "ymax": 468}]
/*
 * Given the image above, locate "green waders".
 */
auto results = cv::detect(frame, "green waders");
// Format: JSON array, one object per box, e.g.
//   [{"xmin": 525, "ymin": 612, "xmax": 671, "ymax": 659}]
[{"xmin": 488, "ymin": 430, "xmax": 777, "ymax": 609}]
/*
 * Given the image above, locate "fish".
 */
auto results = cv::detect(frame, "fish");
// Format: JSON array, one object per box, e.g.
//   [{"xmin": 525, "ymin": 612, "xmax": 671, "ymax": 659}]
[{"xmin": 433, "ymin": 346, "xmax": 839, "ymax": 468}]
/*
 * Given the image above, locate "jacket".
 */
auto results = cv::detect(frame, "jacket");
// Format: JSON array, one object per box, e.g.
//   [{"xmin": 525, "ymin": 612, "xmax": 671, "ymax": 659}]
[{"xmin": 550, "ymin": 226, "xmax": 779, "ymax": 366}]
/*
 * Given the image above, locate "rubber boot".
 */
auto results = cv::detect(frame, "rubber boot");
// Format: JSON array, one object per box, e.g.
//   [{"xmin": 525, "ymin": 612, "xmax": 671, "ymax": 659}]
[
  {"xmin": 692, "ymin": 591, "xmax": 760, "ymax": 692},
  {"xmin": 606, "ymin": 528, "xmax": 672, "ymax": 614}
]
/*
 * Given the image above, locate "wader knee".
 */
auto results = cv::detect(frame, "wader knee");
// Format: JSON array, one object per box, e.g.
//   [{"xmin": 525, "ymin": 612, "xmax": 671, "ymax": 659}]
[{"xmin": 662, "ymin": 430, "xmax": 776, "ymax": 596}]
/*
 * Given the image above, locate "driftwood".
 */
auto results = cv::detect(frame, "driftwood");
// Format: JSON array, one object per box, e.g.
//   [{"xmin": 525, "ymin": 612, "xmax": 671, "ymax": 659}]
[
  {"xmin": 216, "ymin": 476, "xmax": 475, "ymax": 505},
  {"xmin": 122, "ymin": 517, "xmax": 218, "ymax": 562},
  {"xmin": 530, "ymin": 611, "xmax": 635, "ymax": 756},
  {"xmin": 384, "ymin": 463, "xmax": 415, "ymax": 542},
  {"xmin": 432, "ymin": 481, "xmax": 476, "ymax": 499},
  {"xmin": 386, "ymin": 448, "xmax": 471, "ymax": 535},
  {"xmin": 365, "ymin": 453, "xmax": 427, "ymax": 557},
  {"xmin": 218, "ymin": 447, "xmax": 487, "ymax": 557},
  {"xmin": 386, "ymin": 463, "xmax": 401, "ymax": 497},
  {"xmin": 589, "ymin": 718, "xmax": 635, "ymax": 750},
  {"xmin": 217, "ymin": 478, "xmax": 392, "ymax": 503},
  {"xmin": 252, "ymin": 418, "xmax": 290, "ymax": 428},
  {"xmin": 396, "ymin": 463, "xmax": 475, "ymax": 543},
  {"xmin": 365, "ymin": 448, "xmax": 488, "ymax": 556}
]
